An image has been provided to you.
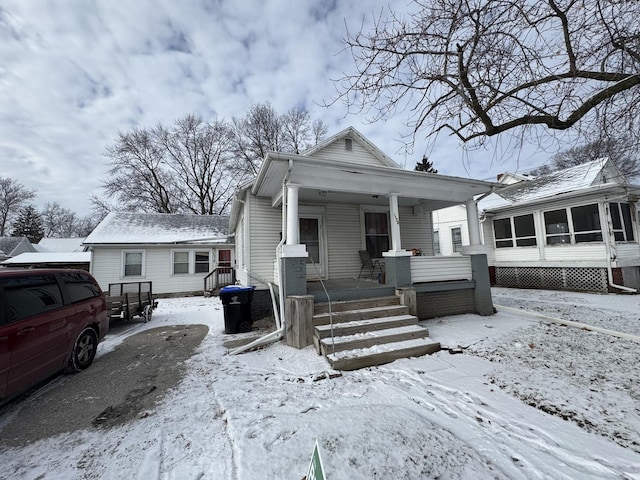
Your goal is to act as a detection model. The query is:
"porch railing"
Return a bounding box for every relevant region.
[410,255,473,283]
[203,267,236,294]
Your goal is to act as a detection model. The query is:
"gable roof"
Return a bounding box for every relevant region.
[301,126,402,168]
[38,237,87,252]
[84,212,232,245]
[481,158,631,212]
[2,252,91,266]
[0,236,35,257]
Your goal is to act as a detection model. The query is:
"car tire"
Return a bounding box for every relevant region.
[66,327,98,373]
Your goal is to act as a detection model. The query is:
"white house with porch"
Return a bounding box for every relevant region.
[229,127,498,370]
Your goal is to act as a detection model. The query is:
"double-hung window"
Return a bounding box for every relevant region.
[364,211,389,258]
[123,251,144,277]
[194,251,211,273]
[451,227,463,253]
[173,251,190,274]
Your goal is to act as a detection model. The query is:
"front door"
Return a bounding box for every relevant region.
[300,215,326,278]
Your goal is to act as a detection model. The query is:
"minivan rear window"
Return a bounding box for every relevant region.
[59,272,101,304]
[0,274,64,324]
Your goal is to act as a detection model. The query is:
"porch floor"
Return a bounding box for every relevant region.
[307,278,396,303]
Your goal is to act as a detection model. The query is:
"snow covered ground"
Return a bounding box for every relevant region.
[1,287,640,479]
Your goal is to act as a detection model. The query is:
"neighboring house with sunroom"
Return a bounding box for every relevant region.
[83,212,234,296]
[433,158,640,293]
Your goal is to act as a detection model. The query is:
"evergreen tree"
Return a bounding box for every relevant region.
[414,156,438,173]
[11,205,44,243]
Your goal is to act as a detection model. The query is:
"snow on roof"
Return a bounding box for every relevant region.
[0,236,30,256]
[38,237,87,252]
[481,158,617,211]
[84,212,232,245]
[2,252,91,265]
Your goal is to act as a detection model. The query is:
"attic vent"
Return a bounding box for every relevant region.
[345,138,353,151]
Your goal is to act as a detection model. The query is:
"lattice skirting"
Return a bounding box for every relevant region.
[495,266,609,292]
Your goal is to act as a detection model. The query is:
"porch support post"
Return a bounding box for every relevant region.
[281,183,308,297]
[470,254,494,316]
[466,199,482,246]
[388,193,403,252]
[286,184,300,245]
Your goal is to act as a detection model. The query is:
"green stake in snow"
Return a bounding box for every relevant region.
[306,439,326,480]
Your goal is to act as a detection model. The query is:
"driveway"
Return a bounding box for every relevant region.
[0,323,208,447]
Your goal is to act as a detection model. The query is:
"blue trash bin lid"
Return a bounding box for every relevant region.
[220,285,255,293]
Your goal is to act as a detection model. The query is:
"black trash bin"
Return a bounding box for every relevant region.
[220,285,255,333]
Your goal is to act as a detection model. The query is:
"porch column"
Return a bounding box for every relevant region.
[466,199,482,246]
[388,193,402,252]
[461,199,493,315]
[281,183,307,297]
[286,184,300,245]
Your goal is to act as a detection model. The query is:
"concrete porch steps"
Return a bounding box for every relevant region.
[312,296,440,370]
[313,304,409,326]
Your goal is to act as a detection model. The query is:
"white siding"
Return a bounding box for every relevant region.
[494,247,541,263]
[399,206,432,252]
[91,245,228,295]
[410,256,473,282]
[325,203,362,278]
[616,243,640,261]
[247,195,281,284]
[432,205,469,256]
[309,139,390,168]
[544,244,608,265]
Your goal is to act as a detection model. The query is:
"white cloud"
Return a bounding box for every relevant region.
[0,0,556,217]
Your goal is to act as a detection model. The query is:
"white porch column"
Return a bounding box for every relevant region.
[286,184,300,245]
[466,199,482,246]
[389,193,402,252]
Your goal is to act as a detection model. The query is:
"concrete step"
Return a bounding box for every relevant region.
[313,304,409,326]
[326,337,441,371]
[314,296,400,315]
[314,314,418,340]
[319,324,430,356]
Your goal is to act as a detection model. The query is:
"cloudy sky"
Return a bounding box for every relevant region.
[0,0,553,217]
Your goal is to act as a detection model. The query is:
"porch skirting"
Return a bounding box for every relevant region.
[492,266,640,293]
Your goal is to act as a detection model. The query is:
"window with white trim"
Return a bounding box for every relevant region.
[123,250,144,277]
[610,202,635,242]
[433,230,440,255]
[451,227,462,253]
[544,203,603,245]
[173,251,190,274]
[494,214,536,248]
[195,251,211,273]
[364,211,389,258]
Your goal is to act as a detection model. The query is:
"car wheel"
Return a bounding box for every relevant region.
[66,327,98,373]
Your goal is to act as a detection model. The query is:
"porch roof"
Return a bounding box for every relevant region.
[252,152,498,210]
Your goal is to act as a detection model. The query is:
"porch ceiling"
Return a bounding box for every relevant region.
[253,153,497,209]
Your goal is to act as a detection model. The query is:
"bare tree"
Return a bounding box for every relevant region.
[41,202,81,238]
[0,177,36,236]
[104,127,176,213]
[103,115,239,215]
[232,102,328,174]
[157,114,237,214]
[544,137,640,180]
[335,0,640,150]
[232,103,284,175]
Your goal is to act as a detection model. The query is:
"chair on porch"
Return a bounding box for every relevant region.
[358,250,383,279]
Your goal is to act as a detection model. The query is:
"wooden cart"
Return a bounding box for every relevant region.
[106,281,157,323]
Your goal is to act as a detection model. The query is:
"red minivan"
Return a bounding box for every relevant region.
[0,269,109,403]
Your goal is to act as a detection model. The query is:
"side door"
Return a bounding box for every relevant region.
[2,274,69,397]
